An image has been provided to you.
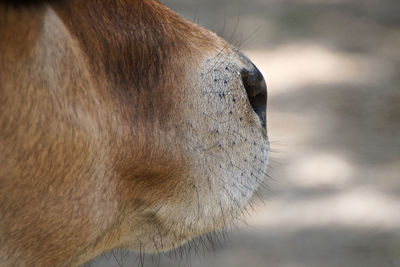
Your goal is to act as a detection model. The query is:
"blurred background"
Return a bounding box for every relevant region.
[89,0,400,266]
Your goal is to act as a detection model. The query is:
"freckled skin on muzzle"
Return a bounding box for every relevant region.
[0,0,269,266]
[144,45,270,252]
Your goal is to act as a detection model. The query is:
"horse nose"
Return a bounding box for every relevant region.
[240,57,267,127]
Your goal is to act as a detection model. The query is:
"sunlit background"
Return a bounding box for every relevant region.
[89,0,400,266]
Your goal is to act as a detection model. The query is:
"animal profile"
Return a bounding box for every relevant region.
[0,0,268,265]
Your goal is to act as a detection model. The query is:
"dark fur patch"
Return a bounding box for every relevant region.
[0,0,57,7]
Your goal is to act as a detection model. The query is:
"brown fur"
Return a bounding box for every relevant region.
[0,0,269,266]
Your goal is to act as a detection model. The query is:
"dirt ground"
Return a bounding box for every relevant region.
[87,0,400,266]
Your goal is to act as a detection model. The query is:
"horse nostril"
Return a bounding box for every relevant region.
[241,63,267,127]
